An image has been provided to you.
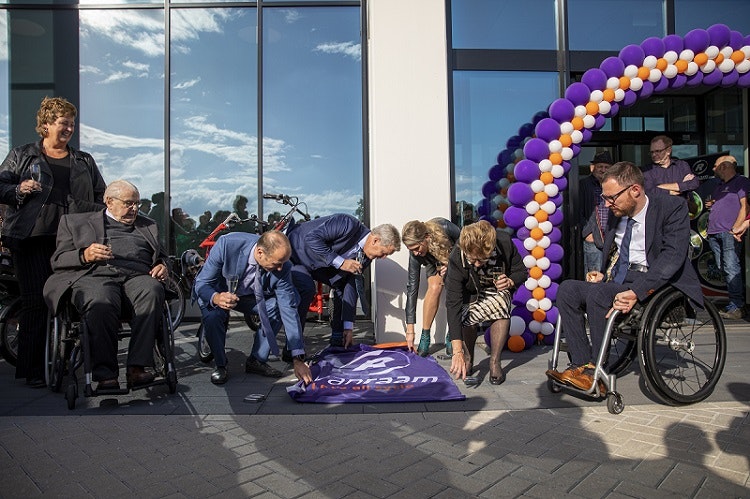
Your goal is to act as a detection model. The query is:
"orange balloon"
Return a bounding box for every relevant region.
[548,152,563,165]
[530,228,544,240]
[532,287,546,300]
[531,246,545,259]
[571,116,584,130]
[540,172,554,184]
[585,101,599,115]
[731,50,746,64]
[507,173,515,182]
[533,310,546,322]
[559,134,572,147]
[498,203,509,212]
[500,187,508,196]
[694,53,708,66]
[529,266,543,279]
[675,59,688,73]
[602,88,615,102]
[619,76,631,90]
[714,53,725,65]
[507,335,526,352]
[536,332,545,341]
[497,219,506,229]
[534,210,548,223]
[656,58,668,71]
[534,192,548,204]
[637,66,650,80]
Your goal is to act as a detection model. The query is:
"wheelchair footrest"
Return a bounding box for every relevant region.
[93,387,129,396]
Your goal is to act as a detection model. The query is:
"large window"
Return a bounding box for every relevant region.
[568,0,665,51]
[675,0,750,35]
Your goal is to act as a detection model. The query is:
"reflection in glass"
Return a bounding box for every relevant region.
[568,0,664,51]
[675,0,750,35]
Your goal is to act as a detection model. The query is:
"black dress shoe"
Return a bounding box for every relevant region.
[245,357,283,378]
[211,367,229,385]
[489,370,505,385]
[126,366,156,388]
[26,377,47,389]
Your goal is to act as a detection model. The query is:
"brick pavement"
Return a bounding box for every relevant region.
[1,318,748,497]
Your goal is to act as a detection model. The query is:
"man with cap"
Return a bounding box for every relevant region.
[579,150,613,273]
[643,135,699,197]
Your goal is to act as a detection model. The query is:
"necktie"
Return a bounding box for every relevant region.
[613,218,635,284]
[253,269,279,356]
[356,250,371,269]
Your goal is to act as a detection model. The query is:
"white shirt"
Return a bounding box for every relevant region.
[614,196,649,267]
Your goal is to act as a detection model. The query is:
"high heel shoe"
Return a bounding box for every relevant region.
[489,366,505,385]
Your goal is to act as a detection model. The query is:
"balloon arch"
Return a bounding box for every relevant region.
[479,24,750,353]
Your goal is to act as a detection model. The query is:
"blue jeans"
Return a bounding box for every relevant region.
[583,240,603,274]
[708,232,744,310]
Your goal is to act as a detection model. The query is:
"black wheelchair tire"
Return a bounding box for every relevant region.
[197,323,214,363]
[0,297,21,366]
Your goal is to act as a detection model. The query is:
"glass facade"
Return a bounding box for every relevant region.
[568,0,665,51]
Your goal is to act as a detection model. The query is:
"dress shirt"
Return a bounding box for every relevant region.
[614,196,649,268]
[332,233,370,269]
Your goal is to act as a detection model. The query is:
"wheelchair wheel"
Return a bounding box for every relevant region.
[245,313,260,332]
[164,274,186,331]
[196,323,213,363]
[66,383,77,410]
[0,297,21,366]
[607,392,624,414]
[605,324,638,377]
[45,315,68,393]
[638,289,726,405]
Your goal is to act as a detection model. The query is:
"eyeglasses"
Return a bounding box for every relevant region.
[113,197,142,209]
[466,255,489,266]
[649,146,669,155]
[600,185,633,205]
[52,120,76,129]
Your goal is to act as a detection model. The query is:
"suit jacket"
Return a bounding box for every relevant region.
[193,232,303,352]
[579,175,606,249]
[601,191,703,307]
[43,210,168,315]
[287,213,371,285]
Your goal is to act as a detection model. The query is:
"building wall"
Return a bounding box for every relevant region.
[367,0,452,342]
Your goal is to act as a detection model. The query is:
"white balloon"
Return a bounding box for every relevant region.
[492,194,503,205]
[525,298,540,312]
[514,148,524,160]
[551,164,565,178]
[541,201,556,214]
[538,221,553,233]
[548,140,563,153]
[598,101,611,115]
[664,50,679,63]
[623,64,639,78]
[570,130,583,144]
[629,77,643,91]
[705,46,719,59]
[498,178,510,189]
[524,216,539,230]
[560,147,573,161]
[523,255,537,269]
[614,88,626,102]
[574,105,587,117]
[522,136,532,145]
[538,274,551,288]
[737,59,750,74]
[606,76,620,89]
[528,320,542,333]
[539,297,552,311]
[530,179,545,192]
[537,256,550,270]
[523,238,537,251]
[538,236,551,249]
[719,59,735,73]
[491,209,502,220]
[544,183,559,197]
[663,65,678,78]
[741,45,750,58]
[649,68,663,82]
[679,49,695,61]
[720,46,734,58]
[643,55,658,68]
[510,315,526,335]
[701,60,716,73]
[541,321,555,335]
[583,115,596,129]
[538,159,553,172]
[525,201,540,215]
[589,90,603,103]
[560,122,574,135]
[524,277,538,290]
[685,61,698,76]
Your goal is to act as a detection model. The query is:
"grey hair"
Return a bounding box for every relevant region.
[371,223,401,251]
[104,179,139,200]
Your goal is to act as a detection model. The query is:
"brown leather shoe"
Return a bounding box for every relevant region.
[97,378,121,390]
[126,366,155,387]
[567,368,606,394]
[545,364,588,386]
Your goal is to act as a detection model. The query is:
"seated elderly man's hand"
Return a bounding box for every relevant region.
[586,271,604,283]
[213,291,238,310]
[83,243,113,263]
[149,263,168,282]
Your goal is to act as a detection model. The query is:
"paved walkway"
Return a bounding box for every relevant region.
[1,318,748,497]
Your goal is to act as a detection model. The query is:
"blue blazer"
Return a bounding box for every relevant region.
[193,232,303,351]
[287,213,370,284]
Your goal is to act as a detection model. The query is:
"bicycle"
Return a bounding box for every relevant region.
[0,261,20,366]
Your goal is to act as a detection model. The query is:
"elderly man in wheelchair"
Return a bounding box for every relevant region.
[43,179,170,393]
[546,161,718,406]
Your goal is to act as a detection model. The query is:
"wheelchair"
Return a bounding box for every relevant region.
[547,286,727,414]
[45,290,178,410]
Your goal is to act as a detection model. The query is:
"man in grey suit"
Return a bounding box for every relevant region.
[44,180,170,391]
[546,162,703,391]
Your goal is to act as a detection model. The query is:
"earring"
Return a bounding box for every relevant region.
[43,127,48,133]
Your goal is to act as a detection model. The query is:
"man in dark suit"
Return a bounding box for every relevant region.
[546,162,703,390]
[194,230,312,386]
[44,180,170,390]
[286,214,400,348]
[579,150,612,274]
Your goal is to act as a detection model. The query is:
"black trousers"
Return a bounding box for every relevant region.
[12,236,56,380]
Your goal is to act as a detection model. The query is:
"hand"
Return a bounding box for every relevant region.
[437,265,447,278]
[586,271,604,283]
[607,289,637,318]
[405,325,416,352]
[83,243,113,263]
[494,274,513,292]
[682,173,695,182]
[449,351,467,380]
[150,263,168,282]
[732,220,749,241]
[18,179,41,195]
[584,233,595,243]
[343,329,353,348]
[705,199,714,209]
[293,359,313,385]
[213,291,238,310]
[340,258,363,274]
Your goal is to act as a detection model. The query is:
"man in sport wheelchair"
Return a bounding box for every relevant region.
[43,179,170,392]
[546,161,704,392]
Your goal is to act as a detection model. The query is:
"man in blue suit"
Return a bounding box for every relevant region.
[546,161,702,391]
[287,214,400,348]
[194,230,312,385]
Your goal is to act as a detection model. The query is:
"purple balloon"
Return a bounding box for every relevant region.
[484,328,492,348]
[546,282,559,301]
[523,139,551,164]
[497,149,512,166]
[582,129,593,142]
[552,177,568,193]
[518,122,535,139]
[545,243,564,262]
[549,209,564,225]
[619,44,645,67]
[683,29,710,54]
[641,37,665,57]
[663,34,684,53]
[622,89,638,107]
[581,68,608,92]
[512,238,529,257]
[721,70,739,87]
[545,307,558,325]
[668,74,687,90]
[546,263,563,280]
[516,227,530,241]
[548,98,575,123]
[506,135,522,150]
[686,71,704,87]
[559,160,571,174]
[532,111,549,125]
[600,56,625,78]
[703,69,723,86]
[548,227,562,243]
[730,31,744,50]
[636,80,654,99]
[507,182,534,205]
[488,164,505,182]
[514,159,542,183]
[564,82,591,106]
[543,334,555,345]
[707,24,731,49]
[593,114,607,131]
[482,180,498,198]
[570,144,581,156]
[478,215,492,223]
[604,101,620,118]
[476,198,491,217]
[503,206,528,229]
[535,118,561,142]
[522,331,535,349]
[512,286,532,306]
[738,71,750,88]
[653,75,670,93]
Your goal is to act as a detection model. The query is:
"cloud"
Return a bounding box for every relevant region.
[279,9,302,24]
[315,41,361,61]
[174,77,201,90]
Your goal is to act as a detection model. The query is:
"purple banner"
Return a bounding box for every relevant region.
[287,344,466,403]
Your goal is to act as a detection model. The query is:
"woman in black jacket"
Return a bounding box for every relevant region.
[444,220,526,385]
[0,97,106,387]
[401,218,460,356]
